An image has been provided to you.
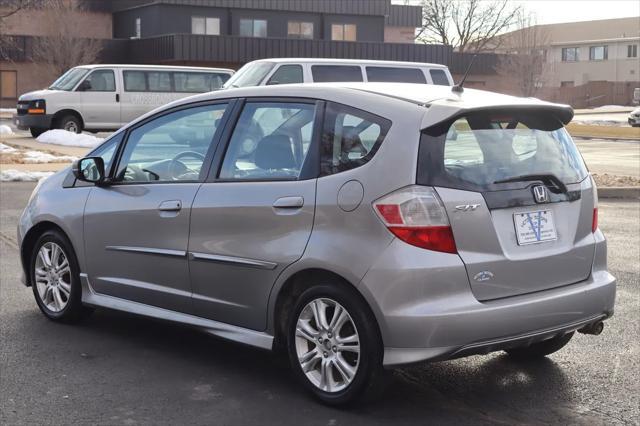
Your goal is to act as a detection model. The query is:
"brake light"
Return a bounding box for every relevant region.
[373,186,457,253]
[591,175,598,233]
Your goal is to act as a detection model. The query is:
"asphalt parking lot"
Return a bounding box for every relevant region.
[0,182,638,425]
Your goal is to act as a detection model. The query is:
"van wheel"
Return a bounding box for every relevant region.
[56,115,82,134]
[505,332,574,360]
[29,127,48,138]
[30,230,92,322]
[287,281,385,405]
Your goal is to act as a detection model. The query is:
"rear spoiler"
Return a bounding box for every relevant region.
[420,102,574,131]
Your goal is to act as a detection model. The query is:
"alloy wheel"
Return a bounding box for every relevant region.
[34,242,71,312]
[294,298,360,393]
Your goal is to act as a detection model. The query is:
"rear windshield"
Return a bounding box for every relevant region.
[417,110,588,192]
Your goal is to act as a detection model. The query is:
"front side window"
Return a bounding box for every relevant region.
[219,102,316,180]
[114,104,228,183]
[239,19,267,37]
[561,47,579,62]
[287,21,313,39]
[429,69,450,85]
[331,24,357,41]
[192,16,220,35]
[311,65,363,83]
[82,70,116,92]
[418,111,588,191]
[320,102,391,176]
[267,65,303,85]
[366,67,426,84]
[589,45,608,61]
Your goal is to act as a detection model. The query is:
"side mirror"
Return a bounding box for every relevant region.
[72,157,105,184]
[77,80,91,91]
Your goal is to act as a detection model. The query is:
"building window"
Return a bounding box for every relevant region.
[560,81,574,87]
[239,19,267,37]
[589,45,608,61]
[1,70,17,99]
[331,24,357,41]
[135,17,141,38]
[287,21,313,39]
[628,44,638,58]
[192,16,220,35]
[561,47,579,62]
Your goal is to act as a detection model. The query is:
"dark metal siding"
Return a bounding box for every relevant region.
[386,5,422,27]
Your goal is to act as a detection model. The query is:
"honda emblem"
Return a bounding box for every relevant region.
[533,185,548,203]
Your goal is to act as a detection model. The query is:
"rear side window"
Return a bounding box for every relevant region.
[366,67,426,84]
[429,69,450,86]
[418,111,588,191]
[267,65,303,85]
[311,65,363,83]
[147,71,172,91]
[320,102,391,176]
[174,72,227,92]
[123,71,230,92]
[123,71,147,91]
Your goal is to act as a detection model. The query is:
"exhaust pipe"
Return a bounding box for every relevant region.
[578,321,604,335]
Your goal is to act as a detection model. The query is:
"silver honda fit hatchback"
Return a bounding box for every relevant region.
[18,83,616,405]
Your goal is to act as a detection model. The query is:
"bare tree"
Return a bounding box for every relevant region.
[0,0,39,19]
[496,11,550,97]
[30,0,102,76]
[416,0,521,53]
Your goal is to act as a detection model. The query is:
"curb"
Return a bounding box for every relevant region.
[598,187,640,199]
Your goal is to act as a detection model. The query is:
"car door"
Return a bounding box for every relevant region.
[188,99,320,330]
[78,69,121,129]
[83,101,231,313]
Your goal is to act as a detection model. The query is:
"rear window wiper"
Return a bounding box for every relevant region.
[494,173,568,194]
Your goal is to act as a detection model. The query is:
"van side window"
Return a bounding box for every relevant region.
[84,70,116,92]
[123,71,147,92]
[366,67,426,84]
[320,102,391,176]
[430,69,450,86]
[174,72,226,92]
[147,71,172,92]
[219,102,316,181]
[311,65,363,83]
[267,65,303,85]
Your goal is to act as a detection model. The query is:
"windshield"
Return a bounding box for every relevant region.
[49,68,89,91]
[223,62,275,89]
[418,110,588,191]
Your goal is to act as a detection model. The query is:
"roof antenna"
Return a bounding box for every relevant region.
[451,54,477,94]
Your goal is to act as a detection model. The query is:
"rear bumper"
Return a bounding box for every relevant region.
[13,113,53,130]
[358,237,616,367]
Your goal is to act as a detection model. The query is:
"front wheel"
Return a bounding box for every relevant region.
[30,230,92,322]
[287,282,384,405]
[56,114,82,134]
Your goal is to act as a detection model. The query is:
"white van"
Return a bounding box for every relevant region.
[223,58,453,89]
[14,64,234,137]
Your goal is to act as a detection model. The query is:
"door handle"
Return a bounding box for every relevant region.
[116,93,120,102]
[272,196,304,209]
[158,200,182,212]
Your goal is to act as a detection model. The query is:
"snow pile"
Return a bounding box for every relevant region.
[592,105,630,111]
[22,151,77,164]
[37,129,103,148]
[0,169,54,182]
[0,143,17,153]
[0,125,14,135]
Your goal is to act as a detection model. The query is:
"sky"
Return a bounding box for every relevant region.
[395,0,640,25]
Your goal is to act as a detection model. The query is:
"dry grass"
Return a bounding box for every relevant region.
[567,123,640,140]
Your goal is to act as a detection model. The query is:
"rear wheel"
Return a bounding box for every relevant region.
[505,332,574,360]
[30,230,92,322]
[56,114,82,134]
[287,281,384,405]
[30,127,47,138]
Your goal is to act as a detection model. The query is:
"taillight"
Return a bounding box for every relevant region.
[373,186,457,253]
[591,175,598,233]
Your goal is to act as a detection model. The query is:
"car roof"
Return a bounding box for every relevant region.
[251,58,449,69]
[75,64,234,73]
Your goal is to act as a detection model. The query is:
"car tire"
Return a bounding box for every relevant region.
[56,114,82,134]
[505,332,574,360]
[30,230,92,323]
[29,127,48,138]
[287,280,385,406]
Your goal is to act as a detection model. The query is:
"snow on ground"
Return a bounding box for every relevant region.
[592,105,631,111]
[0,125,14,135]
[22,151,77,164]
[0,108,17,114]
[0,169,54,182]
[37,129,103,148]
[0,143,18,153]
